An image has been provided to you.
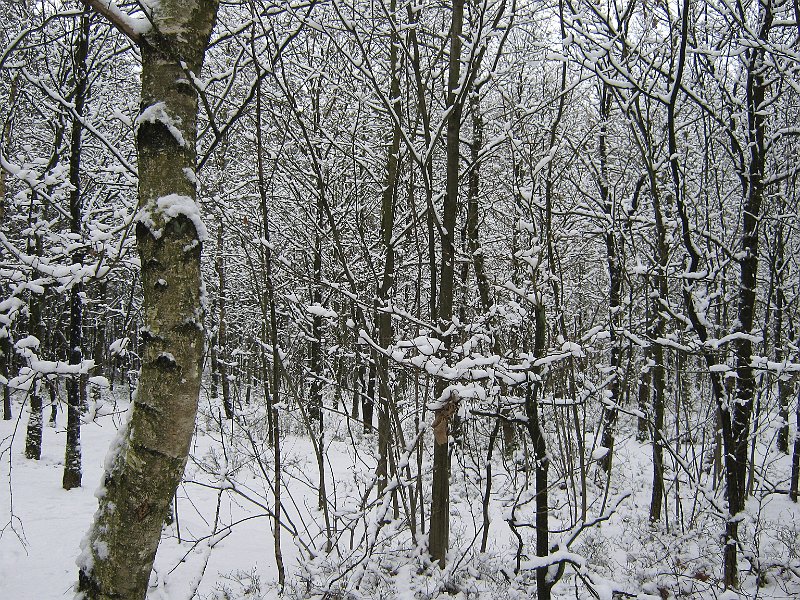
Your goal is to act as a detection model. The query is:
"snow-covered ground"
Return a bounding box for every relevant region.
[2,383,800,599]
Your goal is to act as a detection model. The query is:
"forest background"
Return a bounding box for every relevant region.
[2,0,800,598]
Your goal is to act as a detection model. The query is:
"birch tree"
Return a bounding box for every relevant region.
[76,1,219,598]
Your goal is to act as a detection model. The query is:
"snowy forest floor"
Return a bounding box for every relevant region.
[2,382,800,600]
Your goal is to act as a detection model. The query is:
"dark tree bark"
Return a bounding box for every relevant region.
[255,61,286,588]
[724,3,773,587]
[647,187,668,524]
[0,74,17,422]
[63,6,90,491]
[375,0,402,496]
[364,358,375,432]
[405,1,436,323]
[429,0,464,569]
[309,198,323,425]
[773,220,790,454]
[597,83,623,474]
[791,380,800,502]
[522,302,552,600]
[215,224,233,420]
[25,264,44,460]
[1,336,10,422]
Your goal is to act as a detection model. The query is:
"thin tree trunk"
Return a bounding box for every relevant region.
[636,286,651,443]
[255,61,286,589]
[725,4,773,587]
[1,336,10,422]
[364,359,375,432]
[309,214,323,425]
[0,76,16,422]
[598,83,622,474]
[774,223,789,454]
[480,419,500,553]
[645,173,669,523]
[406,1,436,323]
[429,0,464,569]
[790,381,800,502]
[63,7,90,490]
[93,282,108,378]
[25,273,44,459]
[215,225,233,420]
[523,302,552,600]
[351,351,362,420]
[375,0,402,496]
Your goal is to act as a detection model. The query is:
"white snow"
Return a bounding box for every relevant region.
[135,102,187,147]
[157,194,208,241]
[306,303,338,319]
[138,194,208,243]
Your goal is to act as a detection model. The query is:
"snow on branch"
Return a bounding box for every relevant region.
[80,0,153,45]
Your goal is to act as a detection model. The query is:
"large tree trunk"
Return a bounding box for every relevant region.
[77,1,218,598]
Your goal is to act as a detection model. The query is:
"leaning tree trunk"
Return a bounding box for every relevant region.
[77,1,218,598]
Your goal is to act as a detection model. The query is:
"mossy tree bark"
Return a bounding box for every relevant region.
[77,1,218,598]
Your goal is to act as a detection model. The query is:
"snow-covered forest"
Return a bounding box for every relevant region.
[2,0,800,598]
